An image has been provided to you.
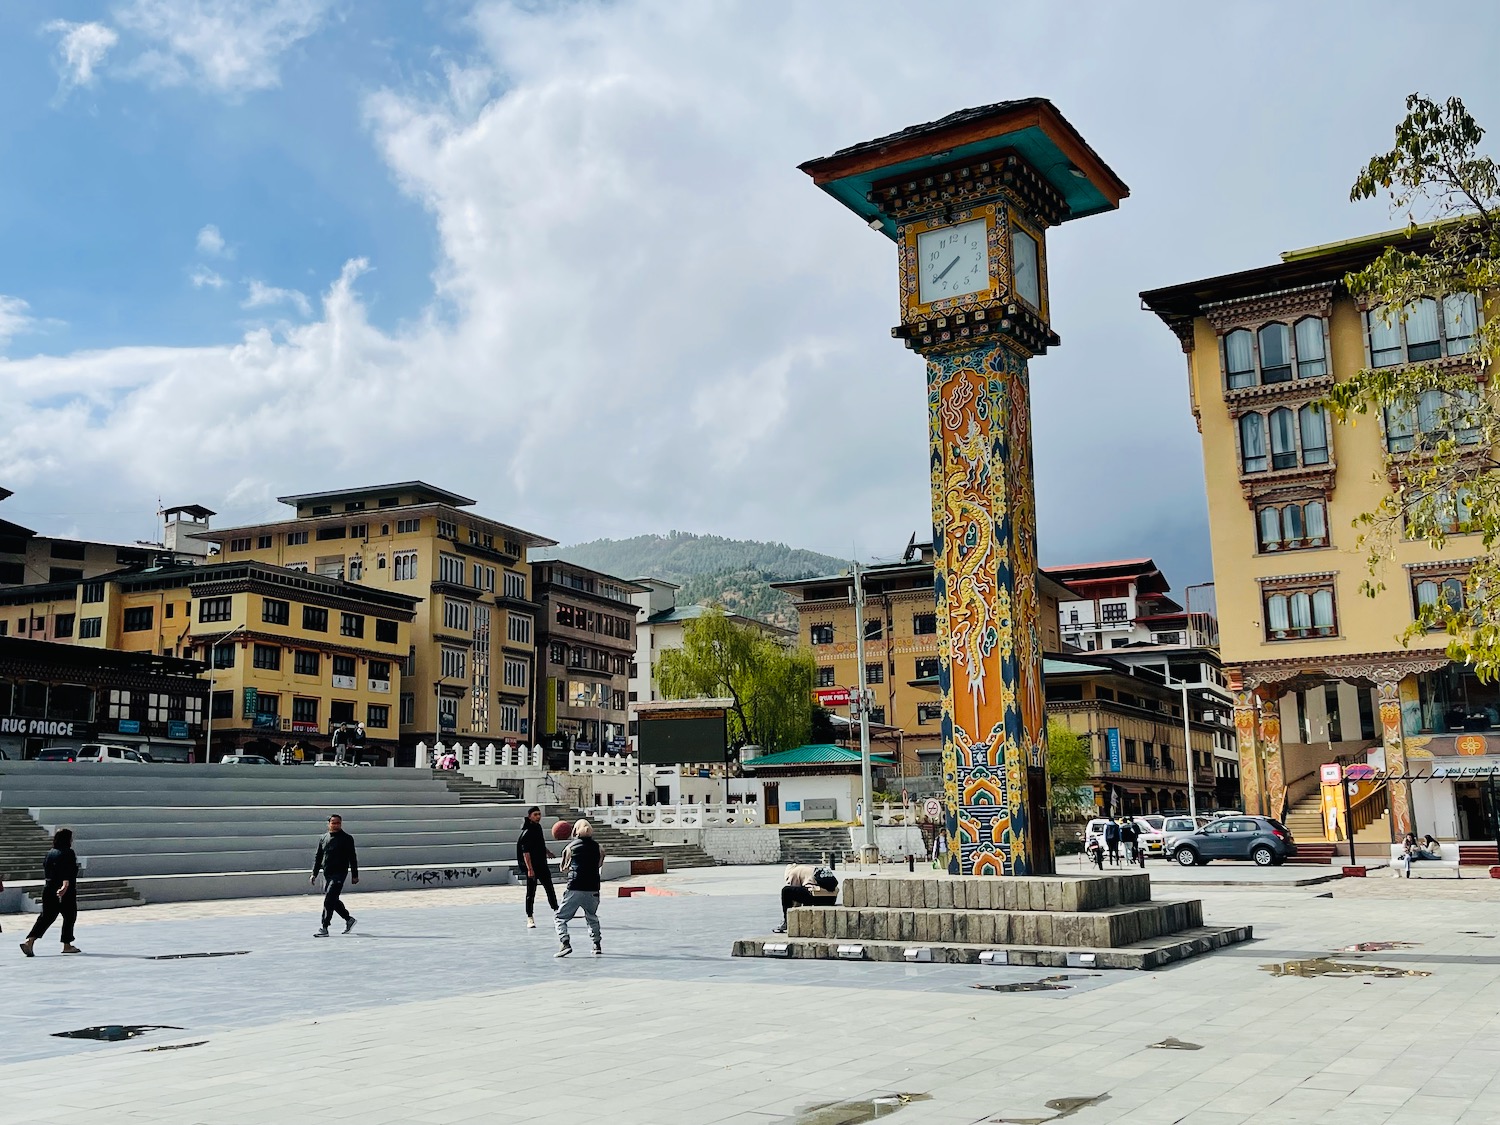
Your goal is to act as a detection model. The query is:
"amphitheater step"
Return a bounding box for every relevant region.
[778,826,853,865]
[564,811,719,868]
[22,877,143,912]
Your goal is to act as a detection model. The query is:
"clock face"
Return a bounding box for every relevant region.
[916,219,990,304]
[1012,225,1041,308]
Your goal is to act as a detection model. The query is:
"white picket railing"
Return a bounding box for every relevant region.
[569,751,633,775]
[870,801,919,826]
[603,802,763,828]
[415,741,542,769]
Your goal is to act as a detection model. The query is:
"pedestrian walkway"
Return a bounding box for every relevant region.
[2,868,1498,1123]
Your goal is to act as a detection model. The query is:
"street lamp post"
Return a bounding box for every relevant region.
[204,624,247,764]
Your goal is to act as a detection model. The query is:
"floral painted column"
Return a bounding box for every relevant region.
[1377,678,1412,836]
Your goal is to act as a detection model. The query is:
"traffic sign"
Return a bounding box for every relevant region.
[922,797,943,820]
[815,687,852,707]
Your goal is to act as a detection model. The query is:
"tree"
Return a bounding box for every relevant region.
[1046,718,1095,821]
[1325,94,1500,678]
[654,609,815,753]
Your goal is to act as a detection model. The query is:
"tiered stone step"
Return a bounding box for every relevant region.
[566,811,718,869]
[23,878,143,911]
[732,872,1251,971]
[778,826,853,864]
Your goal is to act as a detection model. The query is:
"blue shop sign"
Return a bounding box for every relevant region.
[784,801,802,811]
[118,719,141,734]
[166,721,189,740]
[1106,727,1121,773]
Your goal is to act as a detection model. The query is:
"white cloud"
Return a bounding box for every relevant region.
[2,1,1478,584]
[0,296,37,353]
[196,224,228,257]
[115,0,332,94]
[190,266,226,289]
[43,20,120,91]
[243,279,312,317]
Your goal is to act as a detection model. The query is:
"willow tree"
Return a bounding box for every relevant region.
[1325,94,1500,676]
[654,609,815,754]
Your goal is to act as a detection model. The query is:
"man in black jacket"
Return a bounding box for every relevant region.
[311,814,359,937]
[516,807,557,929]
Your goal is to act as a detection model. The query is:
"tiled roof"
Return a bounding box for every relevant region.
[743,744,896,769]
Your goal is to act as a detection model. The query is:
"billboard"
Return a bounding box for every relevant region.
[637,711,728,765]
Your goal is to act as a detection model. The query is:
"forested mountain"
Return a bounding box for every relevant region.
[537,532,847,629]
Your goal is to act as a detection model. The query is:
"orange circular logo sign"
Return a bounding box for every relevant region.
[1456,734,1488,756]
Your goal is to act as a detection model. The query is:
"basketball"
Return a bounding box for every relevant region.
[550,820,573,841]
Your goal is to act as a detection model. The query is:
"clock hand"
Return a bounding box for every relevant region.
[933,255,961,282]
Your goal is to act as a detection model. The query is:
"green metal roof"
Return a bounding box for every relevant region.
[743,744,896,770]
[1044,658,1115,677]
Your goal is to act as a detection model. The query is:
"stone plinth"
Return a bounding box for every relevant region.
[732,873,1250,971]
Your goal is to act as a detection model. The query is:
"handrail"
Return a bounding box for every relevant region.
[1348,782,1389,838]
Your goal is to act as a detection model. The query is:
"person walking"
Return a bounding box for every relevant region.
[516,806,557,928]
[1119,817,1139,865]
[311,814,359,937]
[1103,818,1121,866]
[19,829,81,957]
[554,819,605,958]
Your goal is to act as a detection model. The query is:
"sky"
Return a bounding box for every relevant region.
[2,1,1499,596]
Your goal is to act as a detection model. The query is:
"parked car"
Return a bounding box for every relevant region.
[220,754,274,765]
[35,747,79,762]
[1170,816,1296,867]
[147,745,193,764]
[1162,814,1210,855]
[76,744,149,764]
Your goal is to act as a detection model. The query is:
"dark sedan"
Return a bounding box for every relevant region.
[1171,816,1296,867]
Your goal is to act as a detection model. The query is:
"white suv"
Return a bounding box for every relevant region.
[75,743,149,764]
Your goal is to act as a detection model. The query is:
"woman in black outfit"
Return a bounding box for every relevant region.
[19,828,81,956]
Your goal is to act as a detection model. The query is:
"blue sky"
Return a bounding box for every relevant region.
[3,1,1500,597]
[0,1,448,352]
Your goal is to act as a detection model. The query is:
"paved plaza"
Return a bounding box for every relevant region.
[3,867,1500,1124]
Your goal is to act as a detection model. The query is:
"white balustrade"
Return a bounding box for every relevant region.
[416,741,431,768]
[569,750,634,775]
[871,801,916,826]
[603,802,763,829]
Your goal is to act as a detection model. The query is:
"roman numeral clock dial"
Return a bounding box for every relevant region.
[916,218,989,304]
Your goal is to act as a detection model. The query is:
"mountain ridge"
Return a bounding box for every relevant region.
[535,532,849,630]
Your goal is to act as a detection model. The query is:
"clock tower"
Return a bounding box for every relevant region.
[800,100,1127,876]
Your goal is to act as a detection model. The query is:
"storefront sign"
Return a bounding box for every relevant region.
[290,721,319,734]
[242,687,258,718]
[785,801,802,811]
[1106,728,1121,773]
[252,714,281,731]
[166,721,189,740]
[118,719,142,734]
[0,717,82,738]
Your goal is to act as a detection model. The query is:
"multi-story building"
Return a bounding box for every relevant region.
[1045,655,1219,816]
[1142,227,1493,843]
[0,562,418,762]
[0,635,209,761]
[532,561,645,763]
[1051,558,1194,652]
[0,491,212,590]
[772,542,1071,777]
[200,482,554,763]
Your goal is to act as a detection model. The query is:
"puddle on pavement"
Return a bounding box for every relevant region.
[53,1025,183,1042]
[145,951,251,961]
[140,1041,208,1052]
[1149,1037,1202,1050]
[792,1092,931,1124]
[1333,941,1418,953]
[971,973,1099,993]
[1260,958,1431,979]
[991,1093,1111,1123]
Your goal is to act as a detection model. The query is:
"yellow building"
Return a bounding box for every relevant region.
[772,543,1069,777]
[202,482,554,763]
[1143,228,1494,846]
[0,562,417,762]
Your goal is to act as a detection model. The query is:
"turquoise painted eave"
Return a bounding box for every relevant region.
[817,125,1115,241]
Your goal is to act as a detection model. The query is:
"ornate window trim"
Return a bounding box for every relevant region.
[1256,572,1339,643]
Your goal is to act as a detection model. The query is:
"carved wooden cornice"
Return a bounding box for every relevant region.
[1404,557,1478,578]
[1203,282,1335,334]
[1255,570,1337,590]
[1230,648,1451,690]
[1224,373,1335,412]
[1242,465,1337,502]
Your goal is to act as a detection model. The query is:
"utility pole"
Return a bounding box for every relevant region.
[851,562,877,860]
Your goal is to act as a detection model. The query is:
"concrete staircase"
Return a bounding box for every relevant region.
[443,772,518,804]
[24,878,143,911]
[778,826,854,865]
[0,762,544,905]
[734,871,1252,970]
[566,811,718,869]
